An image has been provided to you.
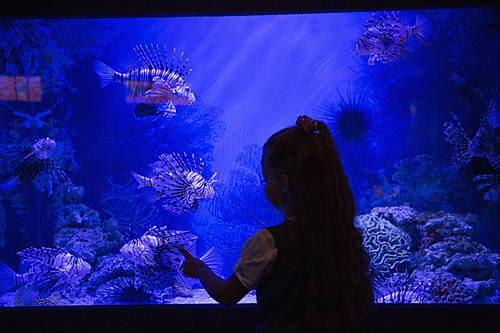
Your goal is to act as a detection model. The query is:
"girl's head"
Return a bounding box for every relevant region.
[262,115,354,221]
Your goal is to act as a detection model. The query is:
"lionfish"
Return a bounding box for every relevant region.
[131,152,217,215]
[0,137,72,195]
[354,11,432,66]
[120,225,223,290]
[443,100,500,170]
[0,246,91,296]
[451,73,499,114]
[15,286,61,306]
[0,40,34,75]
[93,44,196,122]
[473,174,500,203]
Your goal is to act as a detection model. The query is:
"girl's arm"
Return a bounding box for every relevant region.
[179,247,250,307]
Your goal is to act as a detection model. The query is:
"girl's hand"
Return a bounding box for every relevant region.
[179,246,205,278]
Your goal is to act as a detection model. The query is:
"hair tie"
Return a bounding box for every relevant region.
[296,115,318,132]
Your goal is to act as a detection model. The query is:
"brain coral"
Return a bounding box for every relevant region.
[355,212,413,274]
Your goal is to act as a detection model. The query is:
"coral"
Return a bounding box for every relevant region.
[370,205,423,251]
[87,253,134,291]
[13,109,52,128]
[358,154,484,214]
[420,231,444,250]
[420,235,500,281]
[53,227,115,265]
[354,211,413,274]
[392,154,439,191]
[430,275,473,303]
[99,177,164,242]
[55,203,100,231]
[423,213,478,238]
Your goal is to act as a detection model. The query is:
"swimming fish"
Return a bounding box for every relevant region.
[443,100,500,169]
[354,11,432,66]
[15,285,61,306]
[0,246,91,296]
[451,73,499,114]
[93,44,195,121]
[0,175,18,194]
[0,40,33,75]
[131,152,217,215]
[473,174,500,203]
[120,225,223,290]
[0,137,72,195]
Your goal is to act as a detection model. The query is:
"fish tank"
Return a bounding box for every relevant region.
[1,0,500,331]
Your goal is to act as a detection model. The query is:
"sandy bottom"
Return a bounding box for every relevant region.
[0,288,257,307]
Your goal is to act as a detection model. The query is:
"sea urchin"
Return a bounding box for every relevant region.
[319,87,378,150]
[108,277,154,305]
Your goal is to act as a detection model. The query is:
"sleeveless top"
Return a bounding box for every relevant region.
[255,219,306,332]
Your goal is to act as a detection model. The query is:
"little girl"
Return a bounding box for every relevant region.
[180,115,373,332]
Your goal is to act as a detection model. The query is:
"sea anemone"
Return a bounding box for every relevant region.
[318,87,378,150]
[107,277,154,304]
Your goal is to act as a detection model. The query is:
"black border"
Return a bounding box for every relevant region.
[2,0,495,18]
[2,1,500,332]
[1,303,500,332]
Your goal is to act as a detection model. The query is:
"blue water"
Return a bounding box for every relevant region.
[1,7,500,306]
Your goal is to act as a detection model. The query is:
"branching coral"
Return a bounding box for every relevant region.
[99,177,164,242]
[392,154,438,191]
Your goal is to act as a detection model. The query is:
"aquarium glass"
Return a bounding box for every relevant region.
[1,7,500,306]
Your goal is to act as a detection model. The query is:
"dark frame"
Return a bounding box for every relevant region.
[1,0,500,332]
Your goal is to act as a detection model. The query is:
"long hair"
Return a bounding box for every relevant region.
[263,120,373,332]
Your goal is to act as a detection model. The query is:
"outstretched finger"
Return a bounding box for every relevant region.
[178,246,194,259]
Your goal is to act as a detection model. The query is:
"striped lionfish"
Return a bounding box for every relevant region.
[15,286,61,306]
[473,174,500,203]
[451,73,499,114]
[131,152,217,215]
[0,137,72,195]
[120,225,223,290]
[443,100,500,170]
[354,11,432,66]
[0,40,34,75]
[93,44,195,122]
[0,246,91,296]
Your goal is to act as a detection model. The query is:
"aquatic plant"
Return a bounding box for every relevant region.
[207,144,281,271]
[318,87,378,150]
